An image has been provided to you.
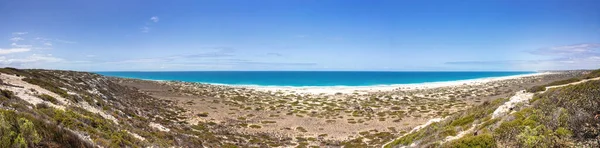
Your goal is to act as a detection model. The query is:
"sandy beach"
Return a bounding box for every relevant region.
[237,72,553,95]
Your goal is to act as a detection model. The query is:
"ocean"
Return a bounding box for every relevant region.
[95,71,535,87]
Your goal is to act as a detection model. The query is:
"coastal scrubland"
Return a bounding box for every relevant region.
[0,67,592,147]
[385,69,600,148]
[113,70,578,147]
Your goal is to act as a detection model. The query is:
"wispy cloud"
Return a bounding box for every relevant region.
[12,32,28,35]
[9,37,24,42]
[11,43,32,48]
[110,48,235,64]
[445,60,528,65]
[0,32,67,68]
[0,54,63,66]
[150,16,159,23]
[98,47,315,69]
[0,48,31,55]
[530,43,600,55]
[181,48,235,58]
[141,16,159,33]
[266,53,283,57]
[446,43,600,70]
[35,37,76,44]
[140,26,150,33]
[54,39,76,44]
[233,61,316,66]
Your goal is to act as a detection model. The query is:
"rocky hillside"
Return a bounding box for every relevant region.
[384,69,600,147]
[0,68,290,147]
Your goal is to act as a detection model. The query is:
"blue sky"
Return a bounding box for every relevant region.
[1,0,599,71]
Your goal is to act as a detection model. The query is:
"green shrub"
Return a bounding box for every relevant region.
[1,110,41,147]
[196,112,208,117]
[516,125,551,148]
[38,94,59,104]
[526,86,546,93]
[554,127,571,138]
[385,127,427,147]
[440,126,457,137]
[296,127,308,132]
[450,115,475,127]
[443,134,496,148]
[261,120,276,124]
[22,77,69,98]
[583,69,600,79]
[0,89,15,99]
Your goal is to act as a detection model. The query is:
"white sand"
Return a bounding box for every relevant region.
[240,72,552,95]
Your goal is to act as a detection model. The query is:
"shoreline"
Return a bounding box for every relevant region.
[236,72,553,95]
[107,72,554,95]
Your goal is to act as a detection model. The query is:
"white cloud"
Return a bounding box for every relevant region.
[0,48,31,55]
[0,54,63,65]
[9,37,24,42]
[44,42,53,46]
[12,32,28,35]
[34,37,76,44]
[150,16,159,22]
[54,39,76,44]
[532,43,600,55]
[11,43,32,48]
[141,26,150,33]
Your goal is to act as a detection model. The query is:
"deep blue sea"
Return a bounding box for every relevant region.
[95,71,535,87]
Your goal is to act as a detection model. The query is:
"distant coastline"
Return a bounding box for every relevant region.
[240,72,551,95]
[97,71,547,95]
[96,71,536,87]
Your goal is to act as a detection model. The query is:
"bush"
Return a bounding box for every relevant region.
[443,134,496,148]
[527,69,600,92]
[0,89,15,99]
[196,112,208,117]
[38,94,59,104]
[1,110,41,147]
[296,127,308,132]
[440,126,458,137]
[22,77,69,98]
[583,69,600,79]
[450,115,475,127]
[526,86,546,93]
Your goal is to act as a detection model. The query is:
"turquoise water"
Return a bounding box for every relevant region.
[95,71,534,87]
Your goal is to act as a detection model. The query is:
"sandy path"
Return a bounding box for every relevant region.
[491,90,533,119]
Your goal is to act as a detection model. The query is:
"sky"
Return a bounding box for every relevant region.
[0,0,599,71]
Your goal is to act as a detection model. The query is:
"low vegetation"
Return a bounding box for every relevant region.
[0,68,294,147]
[385,98,507,147]
[527,69,600,92]
[1,67,592,147]
[386,69,600,147]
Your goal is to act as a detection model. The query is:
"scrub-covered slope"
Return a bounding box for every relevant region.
[0,68,290,147]
[385,69,600,148]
